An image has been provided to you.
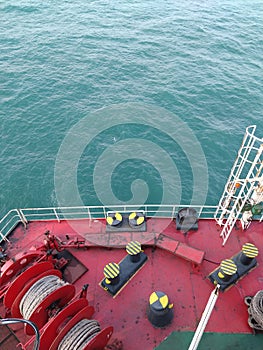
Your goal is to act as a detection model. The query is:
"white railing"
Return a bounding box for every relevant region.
[0,203,262,244]
[0,209,22,243]
[0,204,219,244]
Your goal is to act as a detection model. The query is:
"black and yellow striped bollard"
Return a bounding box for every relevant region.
[103,262,120,286]
[106,212,123,227]
[147,291,173,327]
[128,212,145,228]
[126,241,142,263]
[217,259,237,282]
[240,243,258,265]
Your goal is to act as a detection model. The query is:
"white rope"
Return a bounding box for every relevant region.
[19,275,67,320]
[245,290,263,330]
[188,285,220,350]
[58,319,101,350]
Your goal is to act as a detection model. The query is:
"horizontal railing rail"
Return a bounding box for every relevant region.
[1,203,261,244]
[0,204,218,244]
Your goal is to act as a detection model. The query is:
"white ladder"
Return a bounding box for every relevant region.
[214,125,263,246]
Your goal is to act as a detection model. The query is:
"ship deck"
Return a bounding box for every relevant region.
[1,217,263,349]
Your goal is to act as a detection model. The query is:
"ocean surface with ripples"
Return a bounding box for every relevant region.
[0,0,262,218]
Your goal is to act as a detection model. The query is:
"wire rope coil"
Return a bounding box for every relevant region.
[245,290,263,331]
[58,319,101,350]
[19,275,68,320]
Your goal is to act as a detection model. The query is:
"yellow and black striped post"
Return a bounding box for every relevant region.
[147,291,173,327]
[103,262,120,285]
[240,243,258,265]
[217,259,237,282]
[126,241,142,263]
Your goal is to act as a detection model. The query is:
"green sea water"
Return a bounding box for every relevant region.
[0,0,262,218]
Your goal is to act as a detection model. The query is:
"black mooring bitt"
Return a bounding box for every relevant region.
[208,253,257,291]
[101,252,148,296]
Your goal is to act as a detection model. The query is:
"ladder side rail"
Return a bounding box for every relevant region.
[214,137,259,223]
[227,132,257,182]
[222,159,261,228]
[221,223,232,246]
[214,136,255,221]
[226,140,257,191]
[220,149,263,245]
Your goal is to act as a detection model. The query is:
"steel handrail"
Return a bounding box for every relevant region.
[0,204,223,244]
[1,203,262,244]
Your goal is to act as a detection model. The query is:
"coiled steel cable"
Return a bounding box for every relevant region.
[58,319,101,350]
[19,275,68,319]
[245,290,263,330]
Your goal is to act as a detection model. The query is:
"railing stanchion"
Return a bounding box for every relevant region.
[0,230,9,242]
[18,209,28,228]
[171,205,176,220]
[53,208,60,223]
[87,207,92,227]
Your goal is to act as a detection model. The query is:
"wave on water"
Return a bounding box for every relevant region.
[0,0,262,217]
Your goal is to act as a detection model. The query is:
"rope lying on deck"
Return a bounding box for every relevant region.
[245,290,263,331]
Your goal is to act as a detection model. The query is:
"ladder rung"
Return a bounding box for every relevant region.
[215,126,262,245]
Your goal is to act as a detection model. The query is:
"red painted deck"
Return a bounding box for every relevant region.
[0,217,262,349]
